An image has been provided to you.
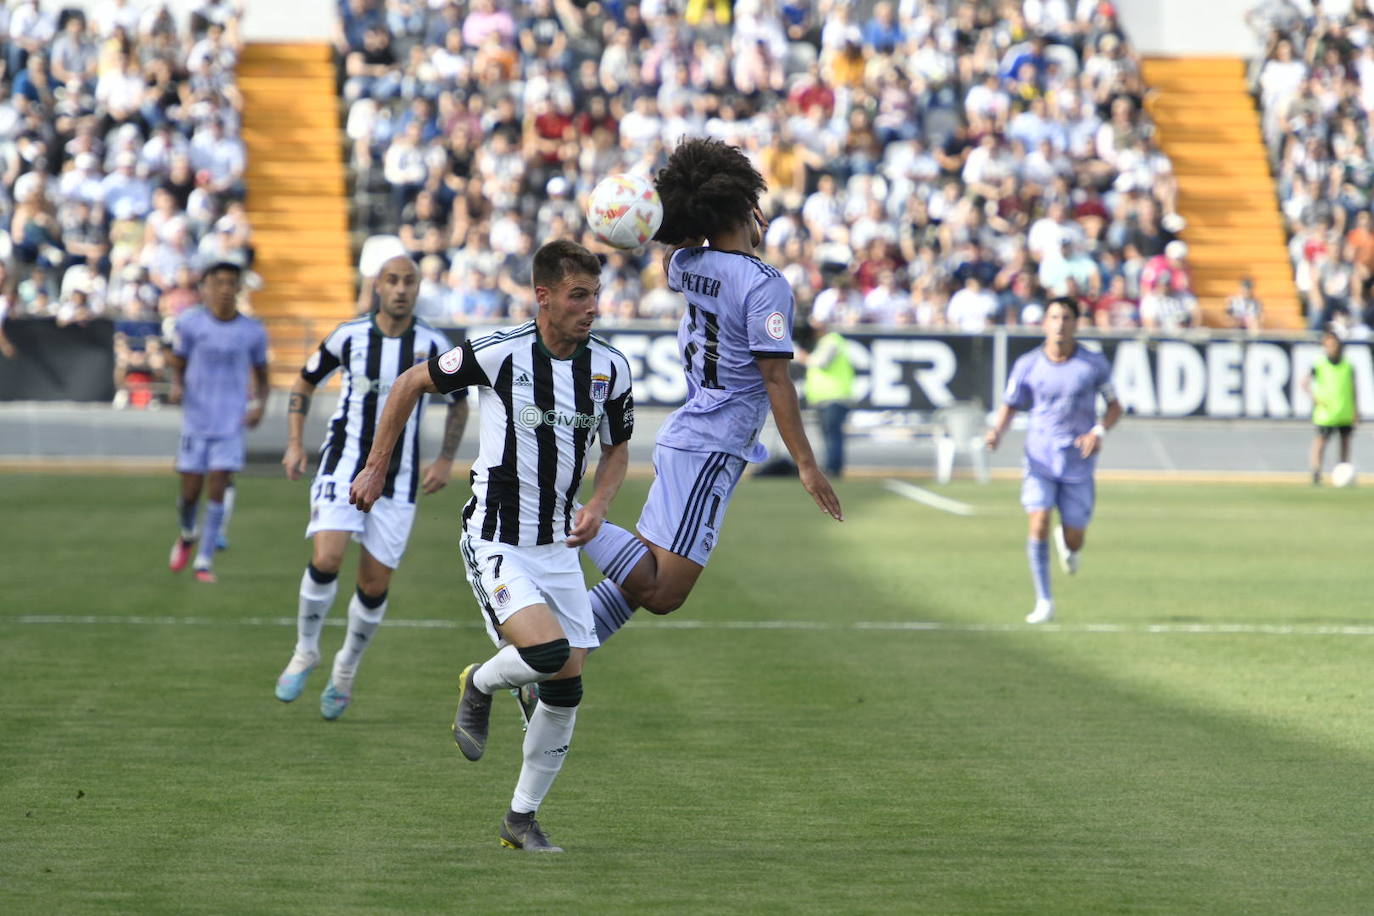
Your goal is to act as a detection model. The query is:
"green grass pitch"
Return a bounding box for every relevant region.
[1,472,1371,914]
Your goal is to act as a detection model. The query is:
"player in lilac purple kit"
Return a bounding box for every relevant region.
[167,261,269,583]
[985,297,1122,623]
[579,138,844,646]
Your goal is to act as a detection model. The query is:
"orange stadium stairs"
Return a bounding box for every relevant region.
[240,42,354,388]
[1142,56,1303,330]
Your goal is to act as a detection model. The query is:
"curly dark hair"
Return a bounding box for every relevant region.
[653,138,766,245]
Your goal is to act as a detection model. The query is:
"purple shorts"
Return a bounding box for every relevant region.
[637,445,747,567]
[176,432,245,473]
[1020,469,1095,530]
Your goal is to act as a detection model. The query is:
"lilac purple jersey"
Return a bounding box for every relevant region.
[172,307,268,438]
[1004,344,1114,482]
[655,247,795,462]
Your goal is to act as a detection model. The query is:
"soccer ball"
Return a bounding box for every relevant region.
[1331,462,1356,488]
[585,173,663,250]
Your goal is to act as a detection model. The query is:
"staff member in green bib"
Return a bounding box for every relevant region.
[1303,329,1359,485]
[802,314,856,478]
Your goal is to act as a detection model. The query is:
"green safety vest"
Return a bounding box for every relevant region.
[1312,356,1355,427]
[805,332,855,405]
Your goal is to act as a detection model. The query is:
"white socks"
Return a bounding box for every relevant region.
[333,590,388,676]
[295,567,338,656]
[473,644,543,694]
[510,702,577,814]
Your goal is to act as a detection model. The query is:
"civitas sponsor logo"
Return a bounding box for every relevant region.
[352,374,391,394]
[517,405,598,429]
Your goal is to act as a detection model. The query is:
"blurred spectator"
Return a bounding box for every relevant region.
[340,0,1174,329]
[1139,239,1199,330]
[0,262,15,357]
[1091,274,1141,330]
[0,0,248,404]
[1253,2,1374,326]
[1227,276,1265,333]
[946,274,999,331]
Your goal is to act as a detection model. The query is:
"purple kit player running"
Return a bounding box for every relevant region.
[167,261,268,583]
[985,297,1122,623]
[579,138,844,646]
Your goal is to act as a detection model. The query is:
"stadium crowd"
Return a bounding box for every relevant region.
[340,0,1190,332]
[1252,0,1374,334]
[0,0,250,405]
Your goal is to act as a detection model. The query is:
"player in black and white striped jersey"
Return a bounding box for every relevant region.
[350,240,633,853]
[275,255,470,721]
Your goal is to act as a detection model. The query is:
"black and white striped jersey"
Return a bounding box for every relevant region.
[301,315,467,503]
[428,320,634,546]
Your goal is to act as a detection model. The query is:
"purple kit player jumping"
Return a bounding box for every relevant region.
[167,261,268,583]
[985,297,1122,623]
[579,138,844,646]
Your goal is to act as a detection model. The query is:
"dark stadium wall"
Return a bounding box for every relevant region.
[0,319,117,402]
[439,325,1366,420]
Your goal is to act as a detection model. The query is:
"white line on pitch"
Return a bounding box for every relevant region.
[883,478,976,516]
[7,615,1374,637]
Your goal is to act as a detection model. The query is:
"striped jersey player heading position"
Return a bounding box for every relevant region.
[274,256,470,720]
[167,260,268,584]
[350,240,633,853]
[579,137,844,648]
[985,297,1122,624]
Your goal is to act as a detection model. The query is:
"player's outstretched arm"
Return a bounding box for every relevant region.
[282,376,317,480]
[422,397,470,494]
[758,357,844,521]
[567,439,630,547]
[350,363,438,512]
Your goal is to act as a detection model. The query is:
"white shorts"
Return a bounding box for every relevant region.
[636,445,747,567]
[458,532,597,650]
[305,475,415,570]
[176,432,245,473]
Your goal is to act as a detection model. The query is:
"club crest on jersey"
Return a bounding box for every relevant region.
[589,373,610,402]
[492,585,511,608]
[413,350,428,365]
[765,311,787,340]
[438,346,463,374]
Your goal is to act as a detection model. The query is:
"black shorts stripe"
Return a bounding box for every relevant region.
[460,536,502,632]
[671,452,730,555]
[320,336,353,474]
[684,454,731,554]
[531,341,559,545]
